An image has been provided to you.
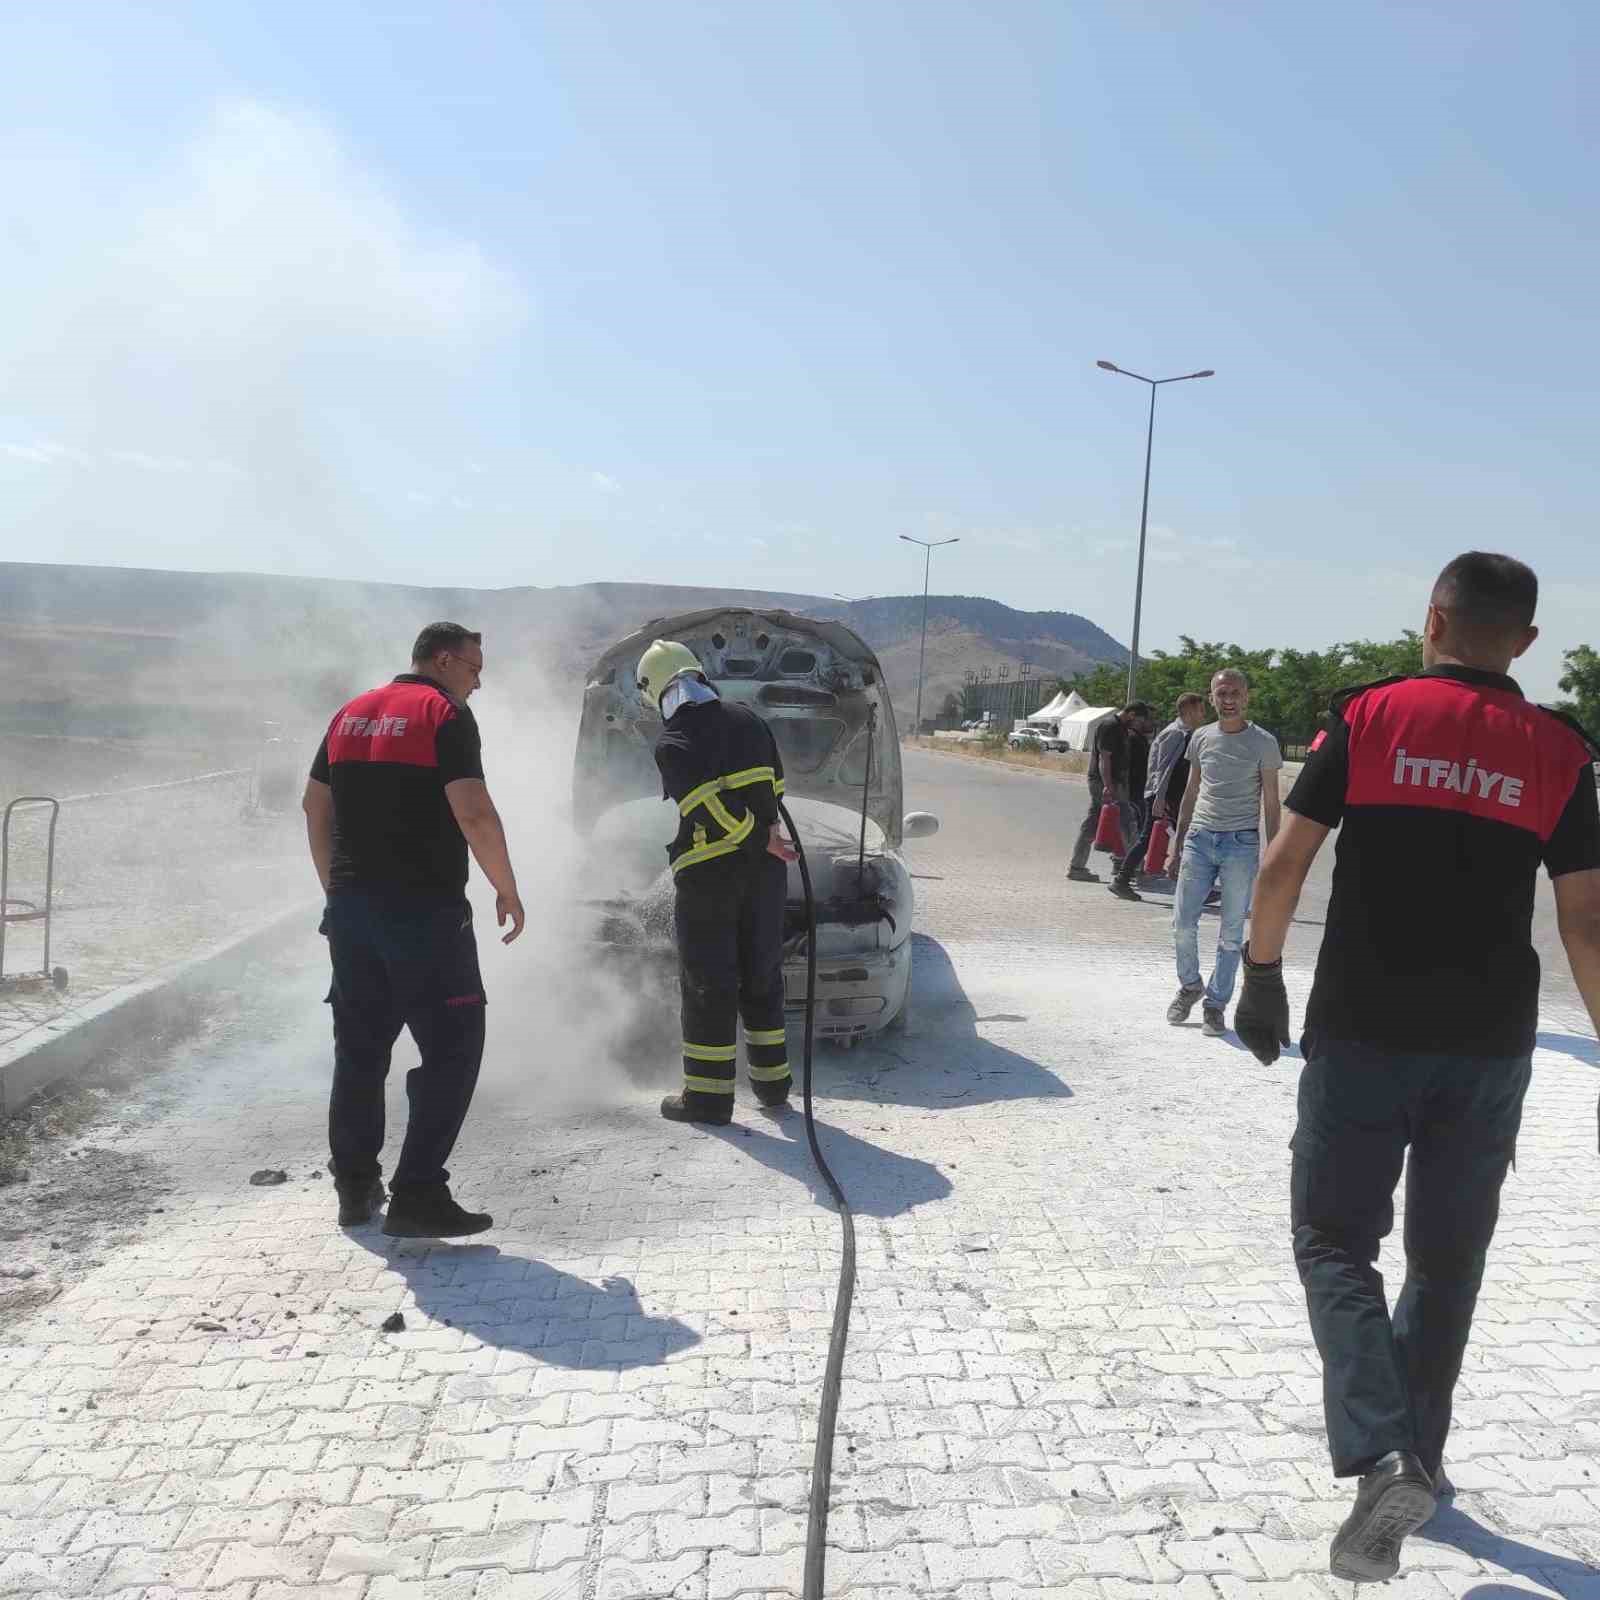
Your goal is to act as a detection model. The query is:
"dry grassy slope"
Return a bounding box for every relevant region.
[0,562,1124,735]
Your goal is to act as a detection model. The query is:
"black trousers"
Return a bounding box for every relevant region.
[673,851,791,1115]
[325,891,486,1193]
[1290,1037,1531,1478]
[1114,799,1161,884]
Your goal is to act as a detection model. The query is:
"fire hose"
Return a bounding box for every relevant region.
[777,798,856,1600]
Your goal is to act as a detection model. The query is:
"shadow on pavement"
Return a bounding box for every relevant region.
[352,1237,700,1369]
[711,1109,952,1218]
[1418,1501,1599,1591]
[812,934,1073,1110]
[1537,1031,1598,1068]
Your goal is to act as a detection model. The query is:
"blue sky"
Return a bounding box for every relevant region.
[1,2,1594,697]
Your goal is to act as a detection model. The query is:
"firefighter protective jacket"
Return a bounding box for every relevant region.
[653,699,786,874]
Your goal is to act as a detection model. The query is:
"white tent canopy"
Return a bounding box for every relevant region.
[1026,688,1088,729]
[1056,704,1116,752]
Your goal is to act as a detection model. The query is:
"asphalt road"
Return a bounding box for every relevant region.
[901,743,1582,1009]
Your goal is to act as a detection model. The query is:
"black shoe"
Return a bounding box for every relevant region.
[1201,1006,1227,1037]
[1329,1451,1436,1583]
[660,1092,733,1127]
[1108,881,1142,902]
[752,1078,793,1109]
[335,1175,386,1227]
[1166,984,1205,1025]
[1066,867,1100,883]
[382,1184,492,1239]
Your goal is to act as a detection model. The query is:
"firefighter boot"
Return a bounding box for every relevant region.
[660,1091,734,1126]
[751,1074,793,1110]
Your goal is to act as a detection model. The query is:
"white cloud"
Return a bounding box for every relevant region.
[590,471,622,494]
[1,440,91,467]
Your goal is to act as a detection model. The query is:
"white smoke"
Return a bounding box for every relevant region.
[1,99,524,577]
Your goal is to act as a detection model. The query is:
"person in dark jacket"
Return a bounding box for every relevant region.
[636,640,798,1125]
[1235,553,1600,1583]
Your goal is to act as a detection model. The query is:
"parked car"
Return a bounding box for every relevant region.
[1008,728,1045,751]
[573,608,941,1045]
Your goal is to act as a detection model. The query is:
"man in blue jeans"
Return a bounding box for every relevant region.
[1167,669,1283,1036]
[1232,552,1600,1583]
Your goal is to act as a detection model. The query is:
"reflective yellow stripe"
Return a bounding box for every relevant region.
[722,766,775,789]
[677,766,775,814]
[682,1041,737,1062]
[702,792,744,835]
[746,1028,787,1046]
[748,1062,791,1082]
[678,778,724,816]
[671,811,754,874]
[683,1074,736,1095]
[773,778,785,795]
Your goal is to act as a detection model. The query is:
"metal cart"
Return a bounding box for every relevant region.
[1,796,69,993]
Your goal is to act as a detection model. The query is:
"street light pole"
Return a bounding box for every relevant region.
[898,534,959,736]
[1096,361,1214,702]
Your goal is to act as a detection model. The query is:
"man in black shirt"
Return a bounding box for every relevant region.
[1067,701,1153,883]
[1234,554,1600,1583]
[303,622,525,1239]
[637,639,796,1126]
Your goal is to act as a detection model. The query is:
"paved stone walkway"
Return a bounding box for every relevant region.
[2,749,1599,1599]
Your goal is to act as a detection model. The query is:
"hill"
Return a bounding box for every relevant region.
[0,562,1125,737]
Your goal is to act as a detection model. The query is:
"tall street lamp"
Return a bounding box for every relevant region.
[1096,360,1214,701]
[898,534,959,736]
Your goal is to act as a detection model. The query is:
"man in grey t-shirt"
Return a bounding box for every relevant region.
[1167,669,1283,1036]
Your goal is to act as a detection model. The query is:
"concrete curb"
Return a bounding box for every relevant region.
[0,900,318,1116]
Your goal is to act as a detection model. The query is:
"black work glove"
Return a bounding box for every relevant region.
[1235,943,1291,1066]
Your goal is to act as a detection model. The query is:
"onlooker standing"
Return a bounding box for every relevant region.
[1111,692,1208,901]
[1233,552,1600,1583]
[1067,701,1154,883]
[302,623,525,1239]
[1167,669,1282,1034]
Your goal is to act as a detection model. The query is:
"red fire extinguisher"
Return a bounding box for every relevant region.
[1092,802,1125,855]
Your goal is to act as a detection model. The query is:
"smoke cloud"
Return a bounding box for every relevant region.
[2,98,525,577]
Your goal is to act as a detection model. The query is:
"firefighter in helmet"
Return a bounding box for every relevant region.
[637,639,797,1125]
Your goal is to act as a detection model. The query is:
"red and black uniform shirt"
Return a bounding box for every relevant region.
[310,675,484,897]
[1288,665,1600,1056]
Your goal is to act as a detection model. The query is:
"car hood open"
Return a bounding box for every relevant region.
[572,607,904,846]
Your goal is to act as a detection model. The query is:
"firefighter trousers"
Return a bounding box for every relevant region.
[673,850,791,1117]
[324,891,486,1194]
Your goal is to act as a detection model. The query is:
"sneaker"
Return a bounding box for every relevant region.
[1066,866,1100,883]
[1329,1450,1436,1583]
[660,1092,733,1127]
[1201,1006,1227,1037]
[1107,881,1142,902]
[335,1175,386,1227]
[1166,984,1205,1025]
[382,1184,492,1239]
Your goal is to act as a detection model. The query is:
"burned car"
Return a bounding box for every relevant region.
[573,608,939,1043]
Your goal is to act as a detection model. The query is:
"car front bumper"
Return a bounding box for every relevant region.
[783,938,910,1041]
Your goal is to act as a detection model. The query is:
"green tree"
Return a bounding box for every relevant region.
[1556,644,1600,732]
